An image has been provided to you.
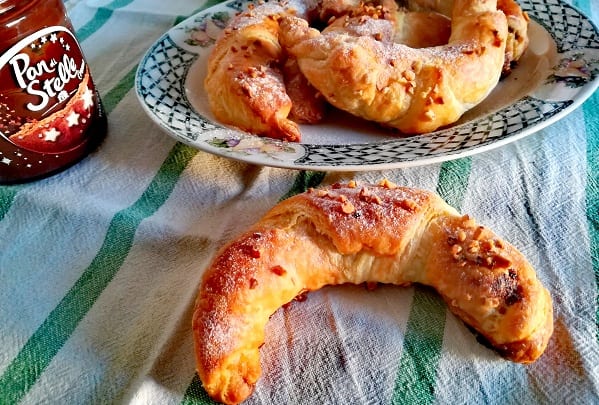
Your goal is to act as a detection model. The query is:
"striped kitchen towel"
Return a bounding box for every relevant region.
[1,0,598,404]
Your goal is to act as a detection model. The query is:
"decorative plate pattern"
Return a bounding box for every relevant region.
[135,0,599,171]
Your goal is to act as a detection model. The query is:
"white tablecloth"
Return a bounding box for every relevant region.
[1,0,598,403]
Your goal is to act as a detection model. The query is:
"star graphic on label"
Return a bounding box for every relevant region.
[66,111,80,127]
[81,87,94,110]
[50,33,58,43]
[1,157,11,165]
[43,128,61,142]
[64,44,71,52]
[40,36,47,44]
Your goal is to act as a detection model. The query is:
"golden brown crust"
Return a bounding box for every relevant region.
[404,0,530,73]
[280,0,509,134]
[203,4,301,141]
[283,56,327,124]
[203,0,523,141]
[193,180,553,404]
[498,0,530,73]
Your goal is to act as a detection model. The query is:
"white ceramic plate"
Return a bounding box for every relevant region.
[135,0,599,171]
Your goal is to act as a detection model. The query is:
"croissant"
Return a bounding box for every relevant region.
[193,180,553,405]
[203,3,302,141]
[404,0,530,73]
[280,0,508,134]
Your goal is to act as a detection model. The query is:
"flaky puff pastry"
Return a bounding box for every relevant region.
[280,0,508,134]
[193,180,553,405]
[204,4,302,141]
[404,0,530,73]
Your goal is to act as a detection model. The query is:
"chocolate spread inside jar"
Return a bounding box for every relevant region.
[0,0,106,184]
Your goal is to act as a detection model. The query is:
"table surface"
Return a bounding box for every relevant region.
[1,0,598,404]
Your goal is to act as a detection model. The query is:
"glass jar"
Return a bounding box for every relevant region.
[0,0,106,184]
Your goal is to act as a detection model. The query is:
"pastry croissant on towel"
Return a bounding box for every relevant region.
[193,180,553,405]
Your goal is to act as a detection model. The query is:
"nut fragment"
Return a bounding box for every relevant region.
[461,215,476,228]
[271,265,286,276]
[377,178,397,189]
[341,200,356,214]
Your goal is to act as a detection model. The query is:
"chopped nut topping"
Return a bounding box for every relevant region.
[341,200,356,214]
[249,278,258,289]
[245,245,261,258]
[482,240,495,252]
[401,199,418,211]
[348,180,357,188]
[473,226,484,240]
[358,187,381,204]
[451,244,463,256]
[412,60,423,73]
[271,265,286,276]
[457,230,467,242]
[403,70,416,81]
[359,187,371,199]
[461,215,476,228]
[467,241,479,254]
[377,178,397,189]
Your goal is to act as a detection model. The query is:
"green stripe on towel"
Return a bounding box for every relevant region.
[0,0,136,218]
[0,185,22,221]
[181,373,219,405]
[392,158,472,404]
[583,93,599,342]
[102,66,138,114]
[75,0,136,42]
[0,142,198,404]
[576,0,599,346]
[279,171,327,201]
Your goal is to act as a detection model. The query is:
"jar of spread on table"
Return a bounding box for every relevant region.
[0,0,106,184]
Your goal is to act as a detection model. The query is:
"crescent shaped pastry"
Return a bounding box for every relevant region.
[193,180,553,405]
[404,0,530,73]
[280,0,509,134]
[203,3,303,142]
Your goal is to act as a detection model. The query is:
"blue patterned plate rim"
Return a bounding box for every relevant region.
[135,0,599,171]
